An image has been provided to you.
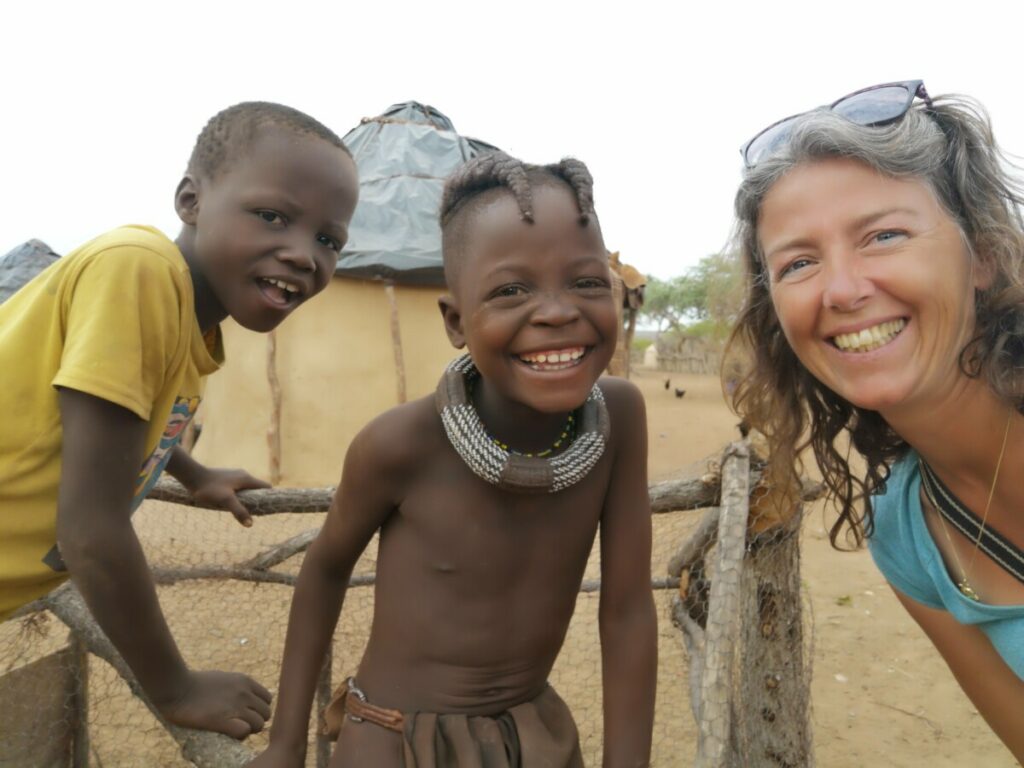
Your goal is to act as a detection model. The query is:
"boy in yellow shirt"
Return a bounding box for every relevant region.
[0,102,359,738]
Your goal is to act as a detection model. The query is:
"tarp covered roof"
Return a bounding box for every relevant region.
[0,239,59,304]
[335,101,500,286]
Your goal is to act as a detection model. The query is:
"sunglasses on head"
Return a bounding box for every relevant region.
[740,80,932,169]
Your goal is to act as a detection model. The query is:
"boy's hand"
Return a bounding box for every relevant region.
[187,466,271,527]
[156,669,273,739]
[166,446,270,526]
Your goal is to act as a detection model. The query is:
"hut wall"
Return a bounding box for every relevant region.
[193,277,457,487]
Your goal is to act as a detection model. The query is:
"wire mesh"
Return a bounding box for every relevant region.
[0,446,812,767]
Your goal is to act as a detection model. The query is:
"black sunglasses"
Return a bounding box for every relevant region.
[740,80,932,169]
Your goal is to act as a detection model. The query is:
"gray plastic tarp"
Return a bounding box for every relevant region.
[0,240,59,304]
[335,102,499,286]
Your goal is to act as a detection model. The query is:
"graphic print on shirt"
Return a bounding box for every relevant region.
[132,396,201,509]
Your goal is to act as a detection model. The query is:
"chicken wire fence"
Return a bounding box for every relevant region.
[0,441,815,768]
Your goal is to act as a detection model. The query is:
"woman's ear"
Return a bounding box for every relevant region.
[438,294,466,349]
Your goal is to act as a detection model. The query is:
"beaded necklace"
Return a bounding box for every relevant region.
[469,377,577,458]
[435,354,609,493]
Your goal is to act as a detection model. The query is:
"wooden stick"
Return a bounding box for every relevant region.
[671,594,706,725]
[148,465,819,519]
[240,528,319,571]
[384,282,407,405]
[148,478,334,514]
[650,465,822,516]
[649,472,721,514]
[42,584,255,768]
[695,441,750,768]
[151,566,376,590]
[266,330,283,485]
[577,577,679,593]
[148,566,671,595]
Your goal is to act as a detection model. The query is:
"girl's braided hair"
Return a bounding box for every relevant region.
[440,152,595,228]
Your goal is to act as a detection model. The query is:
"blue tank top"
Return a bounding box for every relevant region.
[867,451,1024,679]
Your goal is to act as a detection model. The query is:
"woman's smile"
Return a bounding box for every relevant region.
[828,318,907,353]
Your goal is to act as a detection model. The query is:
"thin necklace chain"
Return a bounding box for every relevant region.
[470,378,576,458]
[488,412,576,458]
[925,413,1013,601]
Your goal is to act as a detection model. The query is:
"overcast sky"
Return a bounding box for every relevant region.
[3,0,1022,280]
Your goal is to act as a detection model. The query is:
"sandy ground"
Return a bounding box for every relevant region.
[0,367,1017,767]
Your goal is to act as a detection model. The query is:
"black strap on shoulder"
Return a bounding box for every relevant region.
[919,460,1024,586]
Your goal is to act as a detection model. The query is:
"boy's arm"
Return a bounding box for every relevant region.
[250,416,403,766]
[166,445,270,527]
[56,388,272,738]
[597,379,657,768]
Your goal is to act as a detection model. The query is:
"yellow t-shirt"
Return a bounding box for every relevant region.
[0,225,223,619]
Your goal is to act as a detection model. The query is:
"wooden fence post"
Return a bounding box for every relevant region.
[695,441,750,767]
[734,514,813,766]
[384,282,407,405]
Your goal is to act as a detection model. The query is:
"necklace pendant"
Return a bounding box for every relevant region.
[957,580,980,601]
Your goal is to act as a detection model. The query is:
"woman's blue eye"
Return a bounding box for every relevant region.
[874,230,906,244]
[778,257,812,279]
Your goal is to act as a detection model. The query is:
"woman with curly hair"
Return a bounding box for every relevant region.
[728,81,1024,758]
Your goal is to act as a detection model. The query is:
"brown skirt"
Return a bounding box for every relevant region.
[323,678,585,768]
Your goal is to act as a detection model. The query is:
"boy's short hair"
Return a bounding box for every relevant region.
[439,152,598,287]
[186,101,351,180]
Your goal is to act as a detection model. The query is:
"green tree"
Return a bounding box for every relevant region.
[642,274,703,332]
[641,253,743,338]
[692,251,744,339]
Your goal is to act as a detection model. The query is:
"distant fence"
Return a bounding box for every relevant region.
[654,352,722,376]
[643,335,723,377]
